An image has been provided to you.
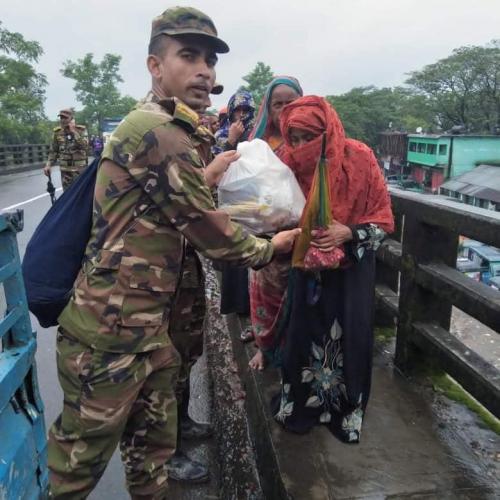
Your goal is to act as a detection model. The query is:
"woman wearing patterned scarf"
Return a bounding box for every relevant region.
[213,90,255,154]
[270,95,394,443]
[250,76,303,152]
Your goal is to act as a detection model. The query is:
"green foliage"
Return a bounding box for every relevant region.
[61,53,137,135]
[240,62,274,107]
[411,360,500,435]
[0,22,49,144]
[429,370,500,435]
[326,86,435,148]
[406,40,500,133]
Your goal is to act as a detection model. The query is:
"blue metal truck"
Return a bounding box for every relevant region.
[0,211,48,499]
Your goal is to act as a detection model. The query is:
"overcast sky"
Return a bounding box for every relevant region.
[3,0,500,118]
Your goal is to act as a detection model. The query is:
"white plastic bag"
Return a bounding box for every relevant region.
[217,139,305,235]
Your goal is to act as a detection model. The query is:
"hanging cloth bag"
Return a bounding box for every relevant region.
[292,134,345,270]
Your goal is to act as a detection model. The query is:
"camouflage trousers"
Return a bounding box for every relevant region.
[60,167,85,191]
[48,328,180,499]
[169,250,206,412]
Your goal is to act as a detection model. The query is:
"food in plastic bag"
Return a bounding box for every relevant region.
[217,139,305,235]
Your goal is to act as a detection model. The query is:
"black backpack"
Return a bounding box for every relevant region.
[22,159,98,327]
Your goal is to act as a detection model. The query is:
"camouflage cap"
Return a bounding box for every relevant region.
[58,108,74,118]
[151,6,229,54]
[211,82,224,95]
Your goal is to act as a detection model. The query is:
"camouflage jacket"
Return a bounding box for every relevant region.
[47,125,89,170]
[192,124,215,166]
[58,92,273,353]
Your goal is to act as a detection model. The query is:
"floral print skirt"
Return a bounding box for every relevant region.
[271,253,376,443]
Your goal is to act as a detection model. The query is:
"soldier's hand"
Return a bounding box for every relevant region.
[205,150,240,187]
[43,164,51,177]
[271,228,302,255]
[68,119,76,133]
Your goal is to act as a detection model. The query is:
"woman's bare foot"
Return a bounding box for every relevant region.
[249,349,265,371]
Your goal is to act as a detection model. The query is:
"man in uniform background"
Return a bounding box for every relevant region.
[43,108,88,190]
[48,6,299,499]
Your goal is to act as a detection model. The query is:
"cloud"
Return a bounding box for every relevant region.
[3,0,500,116]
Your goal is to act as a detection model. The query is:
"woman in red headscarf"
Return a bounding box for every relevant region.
[270,96,394,442]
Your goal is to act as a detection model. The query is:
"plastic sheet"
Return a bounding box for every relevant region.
[218,139,305,235]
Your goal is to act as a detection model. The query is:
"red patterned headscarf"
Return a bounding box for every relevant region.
[280,96,394,232]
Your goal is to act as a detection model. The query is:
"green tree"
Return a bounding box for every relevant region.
[406,40,500,133]
[0,22,49,144]
[61,53,136,134]
[240,62,274,107]
[327,86,434,148]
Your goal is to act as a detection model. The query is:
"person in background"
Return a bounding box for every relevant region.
[213,90,257,320]
[200,108,220,134]
[213,90,255,154]
[200,81,223,134]
[247,76,304,354]
[91,135,104,158]
[272,95,394,442]
[43,108,88,190]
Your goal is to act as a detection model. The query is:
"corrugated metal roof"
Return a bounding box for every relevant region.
[440,165,500,203]
[441,180,467,191]
[471,245,500,260]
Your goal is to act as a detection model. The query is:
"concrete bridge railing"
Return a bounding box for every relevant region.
[0,144,49,175]
[375,189,500,418]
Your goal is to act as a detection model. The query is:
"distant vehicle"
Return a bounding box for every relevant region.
[397,179,424,192]
[101,117,123,146]
[386,174,411,185]
[456,239,500,286]
[489,276,500,291]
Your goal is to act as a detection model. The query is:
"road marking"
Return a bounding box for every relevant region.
[1,188,62,212]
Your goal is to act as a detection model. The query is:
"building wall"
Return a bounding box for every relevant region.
[407,137,440,166]
[441,189,500,212]
[407,136,451,168]
[437,137,451,168]
[413,166,425,183]
[431,170,444,192]
[450,137,500,177]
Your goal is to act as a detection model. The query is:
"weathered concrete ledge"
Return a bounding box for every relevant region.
[207,303,500,499]
[204,279,265,499]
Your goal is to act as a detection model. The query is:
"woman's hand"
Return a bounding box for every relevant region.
[310,220,352,252]
[205,150,240,187]
[227,120,245,146]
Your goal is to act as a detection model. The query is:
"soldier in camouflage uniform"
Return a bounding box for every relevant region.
[48,6,300,499]
[44,108,89,191]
